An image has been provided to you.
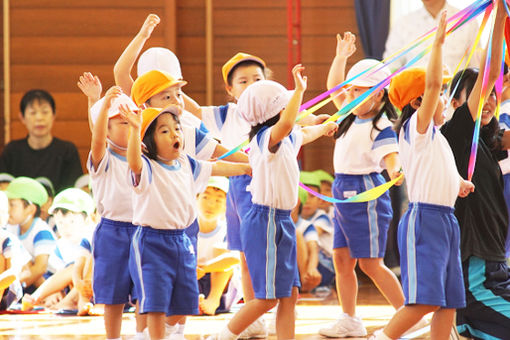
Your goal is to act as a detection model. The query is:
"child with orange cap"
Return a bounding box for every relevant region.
[375,11,475,340]
[318,32,405,338]
[85,85,145,340]
[208,65,337,340]
[119,102,250,340]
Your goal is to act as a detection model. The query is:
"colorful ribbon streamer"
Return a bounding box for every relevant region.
[300,174,403,203]
[468,1,497,181]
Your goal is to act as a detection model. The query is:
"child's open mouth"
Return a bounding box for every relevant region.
[173,141,180,150]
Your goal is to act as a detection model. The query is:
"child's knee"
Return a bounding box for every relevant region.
[358,258,382,276]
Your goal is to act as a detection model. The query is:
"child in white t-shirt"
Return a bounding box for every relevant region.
[120,103,250,340]
[210,65,337,340]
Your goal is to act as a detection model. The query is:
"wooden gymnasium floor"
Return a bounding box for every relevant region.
[0,278,433,339]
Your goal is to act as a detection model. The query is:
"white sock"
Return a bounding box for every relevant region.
[219,326,238,340]
[165,323,178,334]
[376,331,393,340]
[107,338,121,340]
[176,323,185,334]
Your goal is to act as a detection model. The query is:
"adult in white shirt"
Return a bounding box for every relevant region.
[383,0,479,72]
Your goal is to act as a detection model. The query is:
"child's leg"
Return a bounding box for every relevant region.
[200,270,233,315]
[227,298,278,335]
[104,304,125,339]
[430,308,455,339]
[0,255,7,298]
[381,304,438,339]
[333,247,358,316]
[147,312,165,340]
[358,258,404,309]
[240,252,255,302]
[136,301,147,333]
[276,287,298,339]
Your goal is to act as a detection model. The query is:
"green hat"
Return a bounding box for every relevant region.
[300,171,321,189]
[48,188,95,215]
[207,176,229,194]
[313,170,334,184]
[298,187,308,205]
[5,177,48,206]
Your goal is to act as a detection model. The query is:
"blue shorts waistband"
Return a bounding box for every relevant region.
[251,203,291,217]
[138,226,186,235]
[100,217,137,228]
[335,172,382,179]
[408,202,454,213]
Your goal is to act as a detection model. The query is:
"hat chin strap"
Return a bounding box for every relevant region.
[157,155,173,163]
[107,138,127,151]
[20,214,33,227]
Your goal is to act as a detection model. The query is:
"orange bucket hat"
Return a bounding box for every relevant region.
[140,105,181,139]
[131,70,187,107]
[221,52,266,85]
[389,67,452,110]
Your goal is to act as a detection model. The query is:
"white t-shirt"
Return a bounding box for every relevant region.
[48,235,92,272]
[248,126,303,210]
[196,219,227,266]
[0,229,30,273]
[181,110,211,137]
[399,114,460,207]
[384,3,479,71]
[295,217,318,243]
[182,125,218,161]
[498,100,510,175]
[201,103,251,149]
[333,115,398,174]
[6,218,56,261]
[131,154,212,229]
[88,149,133,223]
[311,209,334,257]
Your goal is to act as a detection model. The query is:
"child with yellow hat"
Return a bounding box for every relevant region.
[119,103,249,339]
[375,12,475,340]
[4,177,55,293]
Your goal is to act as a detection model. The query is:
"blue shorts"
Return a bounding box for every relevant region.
[129,226,199,316]
[185,219,199,253]
[92,218,136,304]
[241,204,300,299]
[503,174,510,258]
[226,175,253,251]
[399,203,465,308]
[333,173,392,258]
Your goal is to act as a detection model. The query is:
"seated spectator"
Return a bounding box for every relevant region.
[0,191,30,310]
[4,177,56,292]
[196,177,240,315]
[0,89,83,193]
[22,188,95,313]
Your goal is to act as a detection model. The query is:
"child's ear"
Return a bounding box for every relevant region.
[225,84,234,98]
[410,97,422,110]
[451,98,461,110]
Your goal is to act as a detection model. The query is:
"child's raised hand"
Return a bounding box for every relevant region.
[458,178,475,198]
[336,32,356,58]
[119,103,142,130]
[103,86,122,108]
[323,121,338,137]
[77,72,102,102]
[292,64,307,93]
[139,14,160,39]
[435,10,447,45]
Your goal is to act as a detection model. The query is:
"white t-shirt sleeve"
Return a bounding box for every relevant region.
[201,104,231,139]
[255,126,303,155]
[194,128,219,160]
[401,113,434,150]
[371,125,398,167]
[187,156,213,194]
[33,230,57,257]
[131,155,153,194]
[87,150,109,177]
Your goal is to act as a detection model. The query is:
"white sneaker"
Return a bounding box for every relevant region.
[319,313,367,338]
[238,317,268,339]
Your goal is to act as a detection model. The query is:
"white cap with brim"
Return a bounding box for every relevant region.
[0,173,14,183]
[90,93,138,126]
[137,47,183,80]
[207,176,229,194]
[236,80,293,126]
[48,188,95,216]
[346,58,391,88]
[74,174,90,190]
